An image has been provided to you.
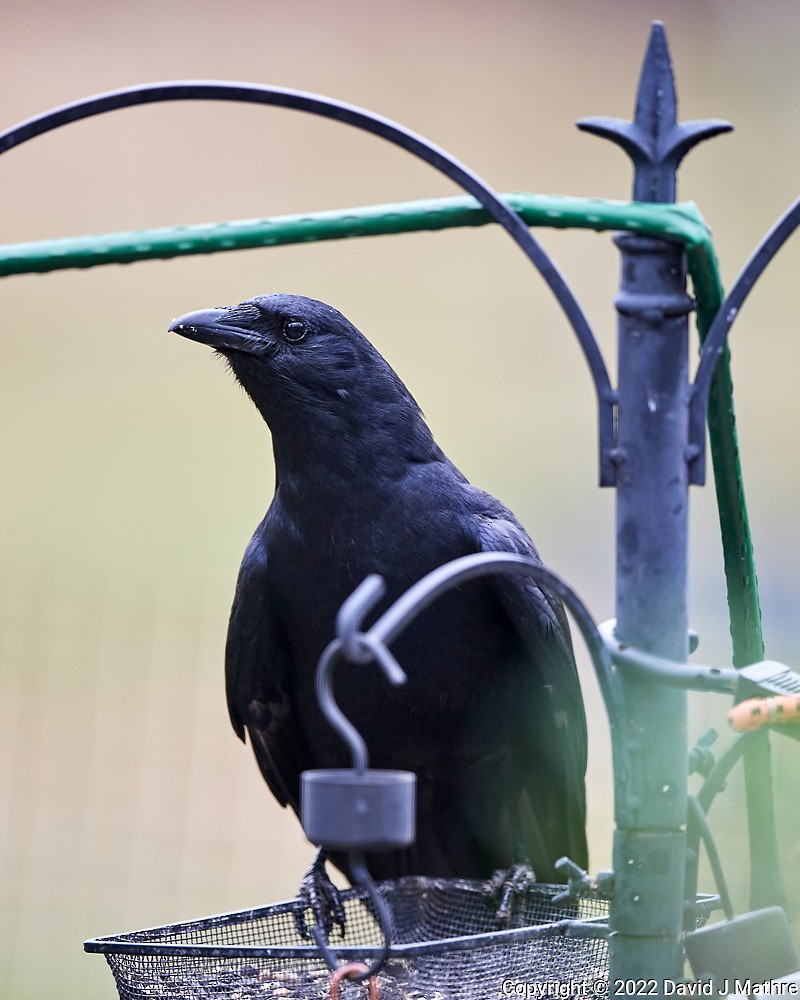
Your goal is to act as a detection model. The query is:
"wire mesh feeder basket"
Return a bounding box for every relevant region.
[86,876,617,1000]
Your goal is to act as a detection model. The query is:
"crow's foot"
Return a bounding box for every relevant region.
[293,850,347,941]
[484,862,537,925]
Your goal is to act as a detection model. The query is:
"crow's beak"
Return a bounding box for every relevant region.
[169,307,261,354]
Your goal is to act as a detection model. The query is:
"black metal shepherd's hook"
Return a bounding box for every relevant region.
[301,556,620,981]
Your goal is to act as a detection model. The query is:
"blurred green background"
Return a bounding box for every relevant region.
[1,1,800,996]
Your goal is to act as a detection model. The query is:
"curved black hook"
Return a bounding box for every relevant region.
[320,552,619,979]
[326,554,622,783]
[689,194,800,452]
[311,577,406,982]
[0,80,615,483]
[345,853,395,981]
[334,550,621,736]
[315,579,408,776]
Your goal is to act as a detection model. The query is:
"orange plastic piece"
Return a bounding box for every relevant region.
[729,694,800,732]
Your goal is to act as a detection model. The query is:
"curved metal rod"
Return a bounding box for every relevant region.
[690,195,800,445]
[335,551,621,729]
[308,925,340,975]
[598,619,738,693]
[345,851,395,981]
[0,80,615,479]
[686,794,735,920]
[690,729,787,916]
[684,731,756,923]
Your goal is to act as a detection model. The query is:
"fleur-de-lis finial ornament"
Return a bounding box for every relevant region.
[578,21,732,203]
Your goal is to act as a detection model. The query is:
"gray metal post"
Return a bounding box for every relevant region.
[609,230,692,983]
[578,22,731,990]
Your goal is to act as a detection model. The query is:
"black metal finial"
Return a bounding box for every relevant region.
[577,22,732,203]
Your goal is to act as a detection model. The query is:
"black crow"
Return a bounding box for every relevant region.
[170,293,587,923]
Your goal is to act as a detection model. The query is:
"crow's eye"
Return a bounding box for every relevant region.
[282,319,307,343]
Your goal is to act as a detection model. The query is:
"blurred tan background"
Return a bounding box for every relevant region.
[1,1,800,996]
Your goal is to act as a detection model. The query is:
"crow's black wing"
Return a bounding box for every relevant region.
[472,510,588,872]
[225,525,312,814]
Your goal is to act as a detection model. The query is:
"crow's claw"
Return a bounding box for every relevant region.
[292,851,347,941]
[484,862,537,925]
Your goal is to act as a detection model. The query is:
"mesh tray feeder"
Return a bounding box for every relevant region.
[85,877,613,1000]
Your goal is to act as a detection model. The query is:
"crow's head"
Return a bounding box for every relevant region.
[170,293,436,471]
[170,293,406,410]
